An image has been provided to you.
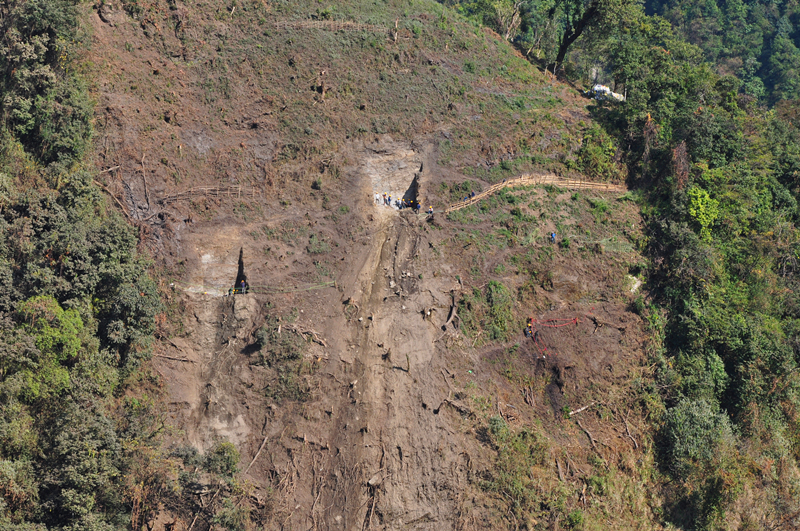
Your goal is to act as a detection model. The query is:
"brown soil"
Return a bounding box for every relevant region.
[87,2,656,529]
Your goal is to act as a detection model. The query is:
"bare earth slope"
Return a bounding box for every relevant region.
[87,1,660,529]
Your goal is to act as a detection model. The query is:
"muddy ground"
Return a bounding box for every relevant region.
[86,2,655,529]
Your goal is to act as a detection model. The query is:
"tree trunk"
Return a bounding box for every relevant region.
[551,0,601,69]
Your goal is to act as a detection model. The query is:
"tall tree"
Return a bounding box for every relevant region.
[545,0,640,69]
[552,0,601,66]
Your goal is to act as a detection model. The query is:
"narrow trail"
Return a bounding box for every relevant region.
[445,173,627,213]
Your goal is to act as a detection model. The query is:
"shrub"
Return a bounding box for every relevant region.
[686,186,719,241]
[567,509,584,529]
[15,295,83,401]
[663,398,734,476]
[486,280,514,340]
[256,316,305,365]
[204,441,240,477]
[255,315,311,402]
[575,125,624,182]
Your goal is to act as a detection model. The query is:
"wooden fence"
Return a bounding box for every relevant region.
[445,174,627,213]
[157,186,263,205]
[273,20,386,33]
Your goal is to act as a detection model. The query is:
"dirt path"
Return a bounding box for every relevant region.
[445,173,627,213]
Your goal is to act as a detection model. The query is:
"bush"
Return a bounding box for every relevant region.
[255,315,311,402]
[255,316,305,366]
[663,398,734,476]
[204,442,240,477]
[566,509,584,529]
[486,280,514,340]
[575,125,624,182]
[14,296,83,401]
[662,398,743,526]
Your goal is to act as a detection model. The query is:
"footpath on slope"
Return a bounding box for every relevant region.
[444,173,627,213]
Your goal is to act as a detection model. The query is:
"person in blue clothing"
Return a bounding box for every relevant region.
[550,232,556,244]
[471,191,476,199]
[240,280,247,294]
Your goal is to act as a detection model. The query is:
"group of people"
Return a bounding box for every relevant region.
[524,320,537,340]
[375,193,432,215]
[226,280,248,296]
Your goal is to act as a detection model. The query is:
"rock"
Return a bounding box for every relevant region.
[368,472,383,487]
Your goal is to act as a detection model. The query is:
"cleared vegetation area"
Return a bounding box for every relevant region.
[1,0,800,530]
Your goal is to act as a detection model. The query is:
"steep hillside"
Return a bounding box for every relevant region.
[0,0,660,530]
[5,0,800,528]
[87,1,656,529]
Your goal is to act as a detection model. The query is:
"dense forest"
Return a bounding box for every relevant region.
[0,2,249,530]
[1,0,800,529]
[451,0,800,526]
[450,0,800,103]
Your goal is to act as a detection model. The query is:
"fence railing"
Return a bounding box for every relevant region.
[445,174,627,213]
[273,20,386,32]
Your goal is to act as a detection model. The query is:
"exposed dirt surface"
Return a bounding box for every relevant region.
[155,204,647,529]
[87,2,655,529]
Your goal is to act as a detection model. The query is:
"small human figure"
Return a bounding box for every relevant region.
[383,193,387,205]
[416,203,421,214]
[550,232,556,244]
[428,206,433,214]
[375,193,380,204]
[471,191,476,199]
[240,280,247,294]
[228,287,233,297]
[388,195,392,207]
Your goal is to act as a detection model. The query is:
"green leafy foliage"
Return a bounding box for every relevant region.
[14,296,83,401]
[0,0,92,165]
[459,280,516,342]
[686,186,719,241]
[203,441,240,478]
[645,0,800,103]
[0,2,173,528]
[599,15,800,524]
[481,416,550,523]
[575,124,625,181]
